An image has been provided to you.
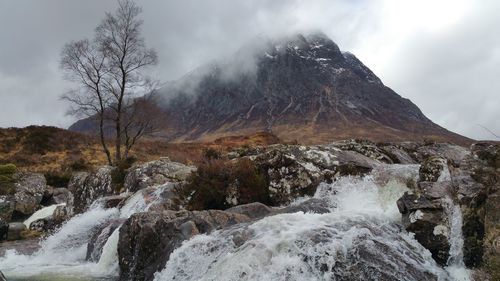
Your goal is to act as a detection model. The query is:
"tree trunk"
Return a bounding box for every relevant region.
[99,113,113,166]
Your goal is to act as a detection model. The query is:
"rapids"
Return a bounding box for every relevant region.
[0,166,471,281]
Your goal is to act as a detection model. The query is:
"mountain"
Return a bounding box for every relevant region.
[70,32,472,145]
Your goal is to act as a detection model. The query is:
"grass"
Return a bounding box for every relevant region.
[0,126,280,175]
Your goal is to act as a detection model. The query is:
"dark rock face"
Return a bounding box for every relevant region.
[67,166,115,214]
[397,141,500,276]
[124,158,195,193]
[87,219,124,262]
[118,210,251,281]
[0,218,8,241]
[118,197,332,281]
[12,172,46,218]
[70,32,471,145]
[397,156,452,265]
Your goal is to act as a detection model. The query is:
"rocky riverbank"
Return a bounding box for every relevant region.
[0,139,498,280]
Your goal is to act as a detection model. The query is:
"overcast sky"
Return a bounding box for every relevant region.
[0,0,499,140]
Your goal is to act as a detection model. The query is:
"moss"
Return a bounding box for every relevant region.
[0,163,16,175]
[0,163,16,195]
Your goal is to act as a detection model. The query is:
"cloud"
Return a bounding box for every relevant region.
[0,0,498,140]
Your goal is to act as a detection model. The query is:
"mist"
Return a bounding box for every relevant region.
[0,0,499,139]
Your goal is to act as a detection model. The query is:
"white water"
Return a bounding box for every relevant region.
[443,197,471,281]
[154,171,465,281]
[1,169,471,281]
[0,184,173,280]
[23,203,66,228]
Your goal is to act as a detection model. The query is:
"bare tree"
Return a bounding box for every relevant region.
[96,0,158,162]
[60,39,113,165]
[60,0,159,165]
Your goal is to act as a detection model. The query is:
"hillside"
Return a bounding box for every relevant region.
[0,126,280,175]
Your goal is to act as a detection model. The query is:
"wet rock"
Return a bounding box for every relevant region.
[226,202,273,219]
[415,143,469,166]
[331,139,394,163]
[0,195,14,221]
[87,219,124,262]
[242,144,380,205]
[419,156,450,182]
[101,194,130,209]
[0,218,8,241]
[52,204,71,222]
[118,210,250,281]
[277,198,331,215]
[380,144,417,164]
[68,166,115,214]
[7,222,26,240]
[12,172,46,217]
[124,158,196,193]
[398,195,450,265]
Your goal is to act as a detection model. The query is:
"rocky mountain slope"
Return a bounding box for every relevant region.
[71,31,472,145]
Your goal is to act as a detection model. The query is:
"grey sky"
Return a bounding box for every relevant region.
[0,0,498,140]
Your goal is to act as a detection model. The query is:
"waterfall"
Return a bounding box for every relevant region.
[23,203,66,228]
[443,197,471,281]
[0,169,472,281]
[154,169,455,281]
[0,183,173,280]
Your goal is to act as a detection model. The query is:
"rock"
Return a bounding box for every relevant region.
[331,139,395,163]
[7,222,26,240]
[68,166,115,214]
[87,219,124,262]
[51,188,72,205]
[241,144,381,205]
[0,218,8,241]
[52,204,71,222]
[397,193,450,265]
[101,194,130,209]
[415,143,470,166]
[124,158,196,193]
[0,195,14,221]
[118,210,251,281]
[419,156,450,182]
[12,172,46,217]
[380,144,417,164]
[277,198,331,215]
[226,202,273,219]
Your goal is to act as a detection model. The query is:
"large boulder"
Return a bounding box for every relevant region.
[12,172,46,218]
[238,143,381,205]
[87,219,124,262]
[118,210,251,281]
[68,166,115,214]
[118,199,331,281]
[124,158,196,193]
[397,156,454,265]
